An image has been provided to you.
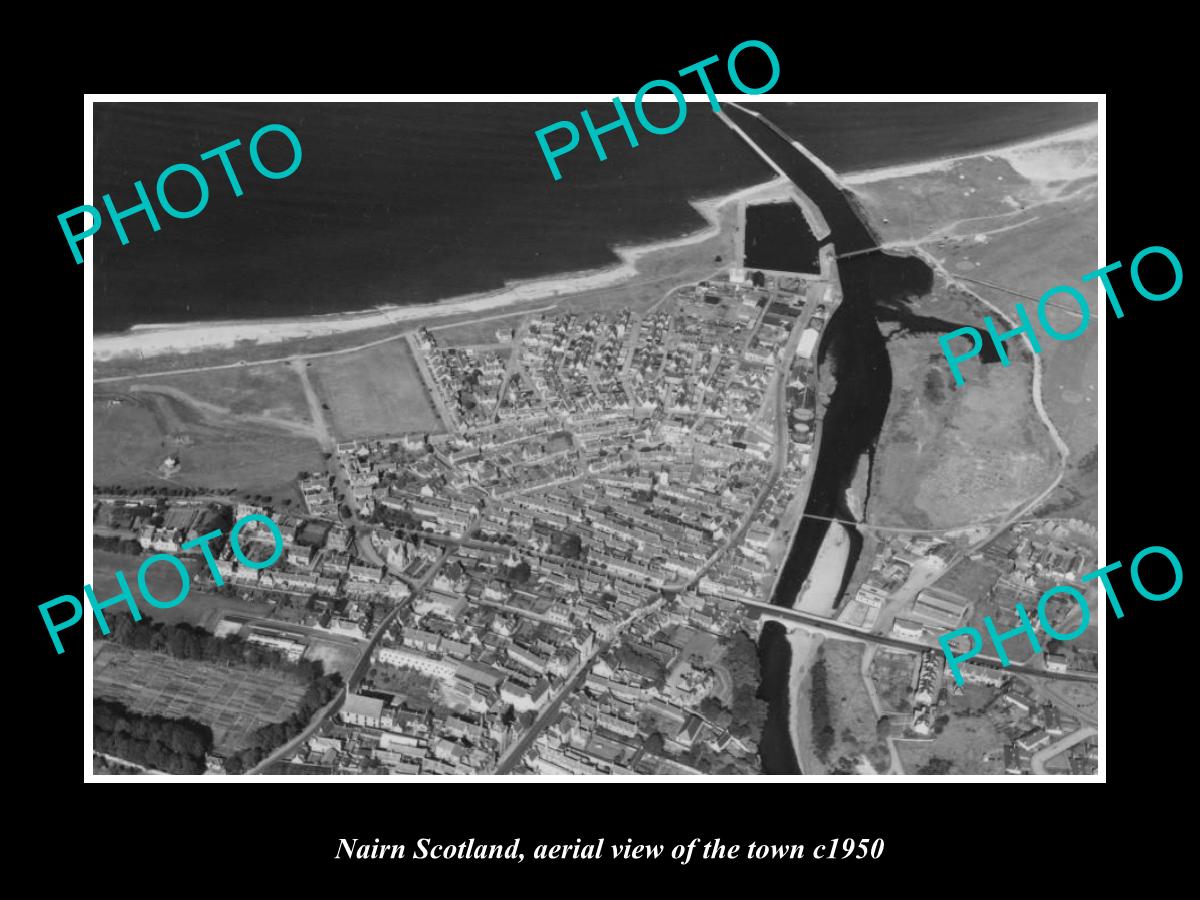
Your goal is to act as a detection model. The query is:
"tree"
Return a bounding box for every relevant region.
[644,732,665,755]
[917,757,953,775]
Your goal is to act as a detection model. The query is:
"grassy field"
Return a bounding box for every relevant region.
[91,550,276,630]
[870,291,1058,529]
[851,155,1046,244]
[869,649,917,714]
[93,390,321,505]
[431,313,525,347]
[133,363,312,423]
[852,138,1097,527]
[816,640,889,773]
[928,195,1099,479]
[896,713,1004,775]
[93,644,309,756]
[308,339,443,440]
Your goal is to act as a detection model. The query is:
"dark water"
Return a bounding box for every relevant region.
[721,106,942,775]
[92,102,1096,334]
[92,103,774,333]
[744,203,820,273]
[743,101,1097,173]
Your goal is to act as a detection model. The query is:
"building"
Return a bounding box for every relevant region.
[245,628,307,662]
[1044,652,1069,674]
[377,646,458,680]
[910,587,969,629]
[342,693,384,729]
[892,618,924,640]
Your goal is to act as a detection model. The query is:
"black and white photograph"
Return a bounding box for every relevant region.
[79,93,1106,782]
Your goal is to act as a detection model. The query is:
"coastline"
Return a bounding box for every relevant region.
[840,120,1098,184]
[93,175,791,362]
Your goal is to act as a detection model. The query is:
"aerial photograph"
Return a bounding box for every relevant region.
[89,98,1099,777]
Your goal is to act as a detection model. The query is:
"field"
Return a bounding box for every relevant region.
[133,362,312,423]
[91,551,275,630]
[431,313,526,348]
[308,339,444,440]
[870,289,1058,529]
[896,712,1004,775]
[852,135,1098,525]
[93,389,322,506]
[811,640,889,773]
[93,644,309,756]
[869,649,918,714]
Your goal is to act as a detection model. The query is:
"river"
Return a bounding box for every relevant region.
[721,107,938,775]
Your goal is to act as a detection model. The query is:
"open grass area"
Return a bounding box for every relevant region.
[308,339,444,440]
[93,644,309,756]
[871,292,1058,529]
[852,136,1097,528]
[852,155,1047,244]
[869,649,918,715]
[431,313,526,347]
[134,363,311,423]
[815,640,889,773]
[896,713,1004,775]
[927,195,1098,484]
[91,550,276,630]
[93,390,321,506]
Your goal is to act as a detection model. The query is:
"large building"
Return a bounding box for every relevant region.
[341,693,384,729]
[909,587,969,629]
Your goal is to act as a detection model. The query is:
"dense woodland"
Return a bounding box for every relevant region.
[94,699,213,774]
[102,616,328,681]
[715,630,769,741]
[809,651,836,762]
[96,617,343,773]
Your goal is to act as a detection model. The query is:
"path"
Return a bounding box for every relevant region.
[1030,726,1096,775]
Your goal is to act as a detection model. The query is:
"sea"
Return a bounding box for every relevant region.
[92,101,1096,334]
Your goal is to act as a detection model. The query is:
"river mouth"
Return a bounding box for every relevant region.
[722,107,937,775]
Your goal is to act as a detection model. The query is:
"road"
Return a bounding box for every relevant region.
[494,649,603,774]
[664,287,810,593]
[247,548,449,775]
[744,598,1097,684]
[1031,726,1097,775]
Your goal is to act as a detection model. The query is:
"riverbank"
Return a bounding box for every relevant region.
[786,627,824,776]
[93,176,791,363]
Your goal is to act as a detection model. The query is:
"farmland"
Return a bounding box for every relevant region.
[93,644,309,756]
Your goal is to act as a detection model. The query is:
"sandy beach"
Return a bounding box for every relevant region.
[795,522,850,616]
[92,175,791,363]
[841,121,1098,185]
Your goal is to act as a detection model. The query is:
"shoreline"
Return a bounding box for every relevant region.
[839,120,1098,184]
[93,176,791,362]
[93,117,1098,362]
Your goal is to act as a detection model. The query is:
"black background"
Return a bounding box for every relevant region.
[23,23,1189,888]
